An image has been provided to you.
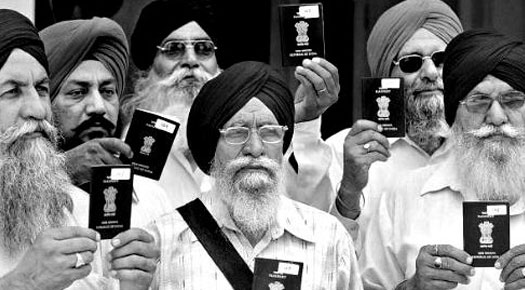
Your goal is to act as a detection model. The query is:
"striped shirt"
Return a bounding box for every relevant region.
[147,193,363,290]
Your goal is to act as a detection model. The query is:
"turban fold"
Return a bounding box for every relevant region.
[0,9,48,73]
[187,61,294,175]
[367,0,462,77]
[131,0,218,71]
[444,29,525,125]
[39,17,129,101]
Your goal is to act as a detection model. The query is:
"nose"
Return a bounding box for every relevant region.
[20,87,50,121]
[241,128,264,158]
[179,47,199,69]
[420,58,439,82]
[485,100,508,126]
[85,90,107,116]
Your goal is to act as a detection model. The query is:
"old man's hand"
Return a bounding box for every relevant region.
[496,244,525,290]
[294,57,340,122]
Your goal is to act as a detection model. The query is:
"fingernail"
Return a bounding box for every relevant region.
[466,256,473,264]
[494,261,501,269]
[110,270,117,278]
[304,59,312,65]
[111,238,120,247]
[96,232,101,242]
[312,57,321,63]
[470,268,475,276]
[377,124,383,132]
[521,268,525,277]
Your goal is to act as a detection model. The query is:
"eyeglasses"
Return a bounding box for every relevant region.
[156,40,217,59]
[459,91,525,114]
[392,50,445,73]
[219,125,288,145]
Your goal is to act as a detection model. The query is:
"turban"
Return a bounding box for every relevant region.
[367,0,462,77]
[39,17,129,101]
[444,29,525,125]
[0,9,48,73]
[187,61,294,175]
[131,0,218,71]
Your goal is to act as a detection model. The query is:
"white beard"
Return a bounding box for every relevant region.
[210,156,283,243]
[452,123,525,205]
[0,120,72,256]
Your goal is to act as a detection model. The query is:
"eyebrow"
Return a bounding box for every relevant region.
[64,77,116,88]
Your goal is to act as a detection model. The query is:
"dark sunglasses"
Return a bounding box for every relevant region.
[156,40,217,59]
[392,50,445,73]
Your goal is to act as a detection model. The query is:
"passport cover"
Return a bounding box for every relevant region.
[252,258,303,290]
[279,3,325,66]
[463,201,509,267]
[89,165,133,239]
[124,108,179,180]
[361,77,405,137]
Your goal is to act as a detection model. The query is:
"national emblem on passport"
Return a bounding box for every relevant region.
[103,186,118,214]
[478,221,494,244]
[140,136,155,156]
[376,95,391,118]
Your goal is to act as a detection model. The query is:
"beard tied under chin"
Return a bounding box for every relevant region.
[0,122,72,256]
[210,156,283,242]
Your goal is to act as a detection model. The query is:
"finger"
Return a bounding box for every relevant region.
[428,280,459,290]
[500,253,525,282]
[113,269,152,284]
[428,268,470,285]
[300,58,336,92]
[63,264,93,282]
[58,237,98,254]
[110,240,159,261]
[110,255,157,273]
[363,140,390,158]
[294,73,313,92]
[50,226,100,242]
[349,130,390,151]
[312,57,339,85]
[497,244,525,270]
[436,244,473,265]
[504,278,525,290]
[348,120,382,136]
[505,267,525,284]
[69,251,95,268]
[433,256,475,278]
[295,63,325,91]
[112,228,154,249]
[97,138,134,159]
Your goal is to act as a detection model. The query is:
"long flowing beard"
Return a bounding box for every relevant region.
[211,156,283,242]
[405,83,448,155]
[452,123,525,205]
[0,121,72,256]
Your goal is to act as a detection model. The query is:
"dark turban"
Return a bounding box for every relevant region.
[187,61,294,175]
[39,17,129,101]
[367,0,462,77]
[444,29,525,125]
[0,9,48,73]
[131,0,218,71]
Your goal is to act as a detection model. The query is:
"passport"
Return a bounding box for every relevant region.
[279,3,325,66]
[124,108,179,180]
[361,77,405,137]
[89,165,133,239]
[252,258,303,290]
[463,201,509,267]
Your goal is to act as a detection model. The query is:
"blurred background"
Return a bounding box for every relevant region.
[3,0,525,139]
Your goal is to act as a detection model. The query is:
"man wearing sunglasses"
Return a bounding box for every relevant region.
[123,0,341,209]
[295,0,464,245]
[360,29,525,290]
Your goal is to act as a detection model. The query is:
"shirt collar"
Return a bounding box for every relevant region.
[192,192,315,243]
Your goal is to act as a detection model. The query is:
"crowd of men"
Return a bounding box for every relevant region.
[1,0,525,289]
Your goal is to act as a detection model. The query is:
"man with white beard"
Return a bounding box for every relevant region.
[146,61,362,290]
[123,0,341,209]
[0,9,157,290]
[359,29,525,290]
[303,0,463,246]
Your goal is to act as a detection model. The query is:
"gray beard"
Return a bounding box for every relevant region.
[452,124,525,205]
[210,156,282,243]
[406,90,448,155]
[0,121,72,256]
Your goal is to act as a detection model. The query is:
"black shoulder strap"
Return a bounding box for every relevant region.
[177,198,254,289]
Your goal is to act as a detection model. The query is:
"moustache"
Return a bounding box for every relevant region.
[227,156,280,179]
[159,67,213,88]
[0,120,58,146]
[73,114,115,136]
[467,124,525,139]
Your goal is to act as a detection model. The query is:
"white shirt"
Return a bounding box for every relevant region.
[146,193,363,290]
[359,150,525,290]
[323,128,449,247]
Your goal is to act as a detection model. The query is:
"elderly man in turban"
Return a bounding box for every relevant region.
[39,17,165,289]
[120,0,340,209]
[360,29,525,290]
[145,61,362,290]
[296,0,463,245]
[0,9,111,289]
